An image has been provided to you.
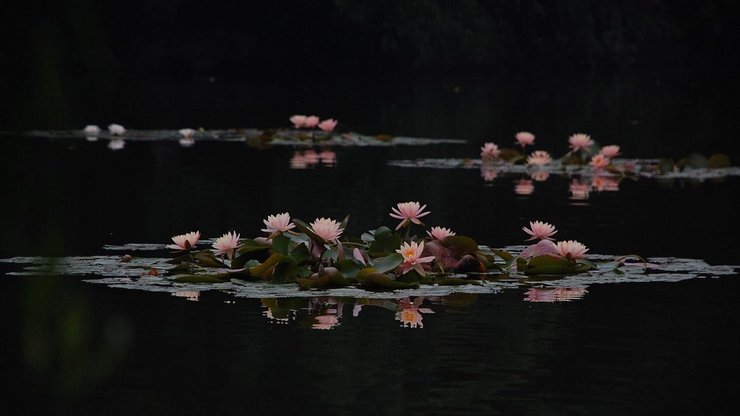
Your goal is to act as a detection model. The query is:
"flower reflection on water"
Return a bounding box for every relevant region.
[514,179,535,195]
[524,287,588,303]
[172,291,200,301]
[289,149,337,169]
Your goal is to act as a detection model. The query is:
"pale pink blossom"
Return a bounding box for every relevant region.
[426,226,456,241]
[590,153,610,170]
[318,119,338,132]
[568,133,593,152]
[108,123,126,136]
[480,142,501,160]
[396,241,435,276]
[261,212,295,235]
[304,115,320,128]
[353,247,367,265]
[514,179,534,195]
[309,217,344,242]
[522,221,557,241]
[212,231,240,259]
[178,128,195,138]
[83,125,100,136]
[556,240,589,260]
[600,145,620,158]
[390,201,430,230]
[290,115,308,128]
[515,131,535,147]
[526,150,552,166]
[166,231,201,251]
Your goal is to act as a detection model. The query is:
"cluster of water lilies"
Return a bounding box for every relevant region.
[81,123,201,149]
[289,115,338,133]
[162,204,599,290]
[481,131,621,170]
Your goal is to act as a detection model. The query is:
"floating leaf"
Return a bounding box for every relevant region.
[368,227,401,257]
[237,239,271,255]
[434,278,481,286]
[441,236,479,257]
[356,268,418,289]
[193,251,225,268]
[172,274,229,283]
[335,259,363,279]
[289,243,310,265]
[523,255,578,275]
[249,253,295,280]
[684,153,709,169]
[296,267,348,290]
[272,234,291,255]
[370,253,403,274]
[708,153,731,168]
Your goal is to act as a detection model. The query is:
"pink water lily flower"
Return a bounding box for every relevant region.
[522,221,557,241]
[526,150,552,166]
[318,118,338,132]
[396,241,435,276]
[261,212,296,235]
[83,125,100,136]
[212,231,240,259]
[600,145,620,158]
[427,226,456,240]
[515,131,535,148]
[556,240,589,260]
[480,142,501,160]
[304,115,320,128]
[568,133,593,152]
[309,217,344,242]
[390,201,430,230]
[166,231,201,251]
[290,115,307,128]
[590,153,610,170]
[108,123,126,136]
[178,128,195,138]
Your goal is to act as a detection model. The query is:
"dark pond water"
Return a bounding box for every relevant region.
[1,130,739,415]
[2,65,740,415]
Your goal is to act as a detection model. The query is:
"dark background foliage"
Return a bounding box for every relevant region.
[1,0,738,157]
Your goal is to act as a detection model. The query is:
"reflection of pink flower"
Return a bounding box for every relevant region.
[556,240,589,260]
[591,175,620,192]
[390,201,430,230]
[514,179,534,195]
[261,213,295,235]
[600,145,620,158]
[481,166,498,181]
[289,152,308,169]
[522,221,557,241]
[524,287,588,303]
[172,291,201,301]
[569,133,593,152]
[526,150,552,166]
[312,314,340,330]
[396,241,435,275]
[480,142,501,160]
[426,226,455,240]
[396,297,434,328]
[569,180,590,200]
[590,153,610,170]
[303,149,319,164]
[531,170,550,182]
[167,231,201,251]
[212,231,240,259]
[515,131,535,147]
[108,138,125,151]
[319,150,337,165]
[318,119,338,132]
[309,218,344,242]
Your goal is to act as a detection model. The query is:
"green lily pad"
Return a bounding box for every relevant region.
[370,253,403,274]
